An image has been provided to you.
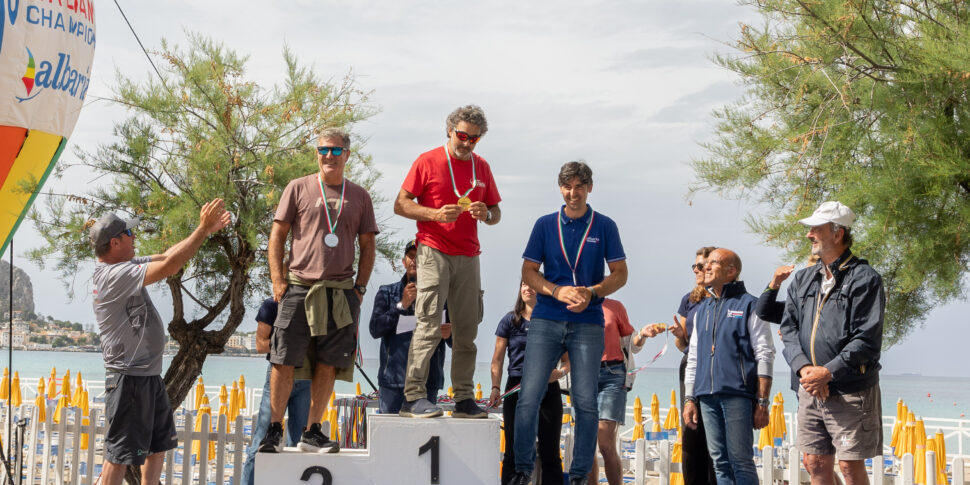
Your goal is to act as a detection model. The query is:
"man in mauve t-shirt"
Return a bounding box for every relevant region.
[393,105,502,418]
[259,127,379,454]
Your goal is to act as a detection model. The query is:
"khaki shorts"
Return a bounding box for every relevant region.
[796,385,883,460]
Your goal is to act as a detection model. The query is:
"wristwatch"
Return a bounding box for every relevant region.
[757,397,771,408]
[354,284,367,295]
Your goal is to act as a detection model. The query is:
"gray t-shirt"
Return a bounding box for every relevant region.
[92,256,165,376]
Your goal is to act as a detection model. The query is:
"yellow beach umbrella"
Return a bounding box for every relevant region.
[10,372,21,407]
[80,388,91,450]
[663,390,679,431]
[670,427,684,485]
[46,367,57,398]
[61,370,71,402]
[891,401,908,450]
[0,367,9,400]
[219,384,228,405]
[228,382,240,421]
[238,374,247,412]
[631,396,645,441]
[328,407,339,443]
[72,371,84,406]
[772,392,786,439]
[475,383,482,401]
[193,397,216,458]
[356,382,362,396]
[758,423,772,450]
[914,422,926,485]
[934,430,947,485]
[897,412,915,458]
[194,377,205,410]
[34,391,46,422]
[650,393,661,433]
[448,386,454,399]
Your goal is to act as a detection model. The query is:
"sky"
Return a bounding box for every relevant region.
[6,0,970,377]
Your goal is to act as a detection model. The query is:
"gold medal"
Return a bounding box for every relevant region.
[457,196,471,210]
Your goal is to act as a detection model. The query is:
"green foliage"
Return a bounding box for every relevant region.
[692,0,970,346]
[28,32,396,318]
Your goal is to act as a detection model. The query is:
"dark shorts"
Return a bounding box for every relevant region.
[269,285,360,368]
[104,374,177,466]
[796,385,883,460]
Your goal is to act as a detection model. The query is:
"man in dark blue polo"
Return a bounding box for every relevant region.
[510,161,628,485]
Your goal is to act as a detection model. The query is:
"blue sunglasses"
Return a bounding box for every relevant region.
[115,228,133,238]
[317,146,346,156]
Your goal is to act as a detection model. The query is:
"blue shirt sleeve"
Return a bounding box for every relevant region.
[677,293,690,317]
[495,313,513,338]
[603,218,625,262]
[255,298,278,325]
[522,218,546,264]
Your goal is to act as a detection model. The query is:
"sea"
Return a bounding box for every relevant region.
[3,350,968,419]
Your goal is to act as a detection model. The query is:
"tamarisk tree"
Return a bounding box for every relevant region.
[693,0,970,346]
[28,33,396,409]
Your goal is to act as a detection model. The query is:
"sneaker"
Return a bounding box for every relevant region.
[257,422,283,453]
[297,423,340,453]
[399,398,443,418]
[452,398,487,419]
[508,471,532,485]
[568,476,586,485]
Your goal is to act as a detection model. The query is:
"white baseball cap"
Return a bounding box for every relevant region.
[798,201,855,228]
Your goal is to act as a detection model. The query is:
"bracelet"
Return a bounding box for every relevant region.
[588,286,598,300]
[491,385,501,391]
[551,285,560,298]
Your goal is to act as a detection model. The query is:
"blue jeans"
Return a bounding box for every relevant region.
[241,364,312,485]
[698,394,758,485]
[514,318,603,479]
[378,385,440,414]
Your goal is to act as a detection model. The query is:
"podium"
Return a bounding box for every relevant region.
[255,415,501,485]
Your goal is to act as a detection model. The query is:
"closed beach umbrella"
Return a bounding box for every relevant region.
[193,397,215,458]
[73,371,84,406]
[61,370,71,402]
[34,390,45,422]
[914,419,926,485]
[670,427,684,485]
[10,372,21,407]
[0,367,9,400]
[772,392,786,440]
[650,393,661,433]
[758,423,772,451]
[80,389,90,450]
[356,382,362,396]
[46,368,57,399]
[663,390,679,431]
[238,374,247,412]
[891,401,908,451]
[934,430,947,485]
[194,377,205,410]
[475,383,482,401]
[329,407,339,443]
[228,382,239,421]
[631,396,644,441]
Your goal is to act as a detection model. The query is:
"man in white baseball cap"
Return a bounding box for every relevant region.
[780,200,885,485]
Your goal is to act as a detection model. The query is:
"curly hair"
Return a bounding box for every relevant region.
[558,161,593,187]
[445,105,488,136]
[317,127,351,147]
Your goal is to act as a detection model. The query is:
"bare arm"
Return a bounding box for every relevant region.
[355,232,377,299]
[589,260,628,299]
[144,199,231,286]
[394,188,461,223]
[488,337,509,407]
[267,220,291,302]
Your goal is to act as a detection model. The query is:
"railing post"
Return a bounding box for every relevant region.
[634,439,646,485]
[902,453,915,485]
[659,439,670,485]
[762,446,774,484]
[953,457,965,485]
[926,451,937,485]
[789,446,801,485]
[873,454,884,485]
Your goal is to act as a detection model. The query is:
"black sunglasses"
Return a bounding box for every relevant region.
[317,146,346,156]
[691,263,705,271]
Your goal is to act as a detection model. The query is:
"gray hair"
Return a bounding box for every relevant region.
[558,161,593,187]
[832,223,853,248]
[445,105,488,136]
[316,127,351,148]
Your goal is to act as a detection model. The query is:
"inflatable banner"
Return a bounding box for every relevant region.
[0,0,96,255]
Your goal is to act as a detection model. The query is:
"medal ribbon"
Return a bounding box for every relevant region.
[444,145,477,200]
[317,174,346,236]
[627,329,669,375]
[557,208,595,285]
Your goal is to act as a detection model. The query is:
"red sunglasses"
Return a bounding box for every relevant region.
[453,130,482,143]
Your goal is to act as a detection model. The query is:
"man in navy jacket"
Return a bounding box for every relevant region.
[683,248,775,485]
[369,240,451,414]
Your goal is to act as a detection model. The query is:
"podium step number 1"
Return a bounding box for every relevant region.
[256,415,500,485]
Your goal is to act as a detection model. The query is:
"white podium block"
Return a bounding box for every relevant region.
[256,415,501,485]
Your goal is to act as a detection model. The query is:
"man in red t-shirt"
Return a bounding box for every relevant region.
[394,105,502,418]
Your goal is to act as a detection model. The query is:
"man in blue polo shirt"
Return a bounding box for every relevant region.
[510,161,628,485]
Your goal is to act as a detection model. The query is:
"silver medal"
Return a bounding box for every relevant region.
[325,233,339,247]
